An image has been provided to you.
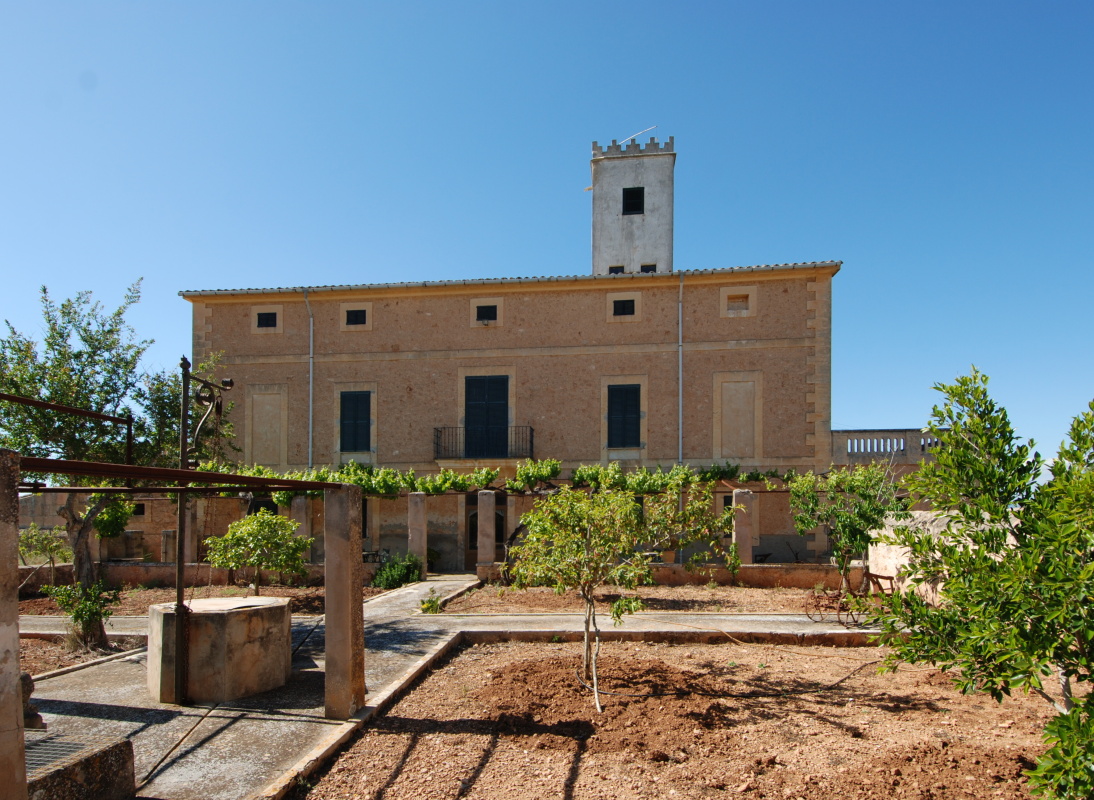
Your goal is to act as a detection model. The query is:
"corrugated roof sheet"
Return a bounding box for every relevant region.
[179,261,841,297]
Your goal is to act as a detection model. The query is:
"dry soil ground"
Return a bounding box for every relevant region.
[445,585,812,615]
[289,641,1058,800]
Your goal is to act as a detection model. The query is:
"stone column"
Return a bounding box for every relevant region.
[476,490,497,565]
[0,450,28,798]
[731,489,756,565]
[289,495,314,562]
[324,485,365,719]
[407,493,427,579]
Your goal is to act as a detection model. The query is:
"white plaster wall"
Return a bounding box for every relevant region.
[591,150,675,275]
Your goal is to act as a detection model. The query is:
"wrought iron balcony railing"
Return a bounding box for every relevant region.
[433,426,534,460]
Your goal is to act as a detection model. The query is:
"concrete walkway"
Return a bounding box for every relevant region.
[21,577,871,800]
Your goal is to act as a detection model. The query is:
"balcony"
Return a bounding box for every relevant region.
[433,426,534,461]
[830,429,940,466]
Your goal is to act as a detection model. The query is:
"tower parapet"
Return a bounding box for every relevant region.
[592,136,675,159]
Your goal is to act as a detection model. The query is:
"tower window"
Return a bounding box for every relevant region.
[613,299,635,316]
[132,503,146,516]
[608,266,624,275]
[256,312,278,328]
[622,187,645,215]
[476,304,498,322]
[640,264,657,274]
[345,309,367,326]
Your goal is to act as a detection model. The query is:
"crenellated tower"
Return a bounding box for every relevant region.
[591,136,675,275]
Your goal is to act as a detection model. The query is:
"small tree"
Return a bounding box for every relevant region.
[511,472,735,712]
[786,464,907,590]
[511,486,644,711]
[19,523,73,586]
[44,580,120,650]
[204,509,312,595]
[871,370,1094,799]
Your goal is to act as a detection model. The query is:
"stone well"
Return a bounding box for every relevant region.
[147,597,291,704]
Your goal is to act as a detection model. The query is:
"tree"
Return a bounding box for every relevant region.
[204,509,312,595]
[786,464,908,590]
[511,470,735,712]
[0,283,220,646]
[18,523,73,586]
[871,370,1094,799]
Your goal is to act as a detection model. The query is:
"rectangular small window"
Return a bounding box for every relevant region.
[256,312,278,328]
[476,304,498,322]
[340,391,371,452]
[640,264,657,274]
[608,266,624,275]
[613,299,635,316]
[345,309,367,326]
[132,503,146,516]
[607,384,641,448]
[622,186,645,215]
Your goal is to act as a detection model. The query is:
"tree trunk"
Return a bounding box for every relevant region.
[582,591,593,680]
[58,494,109,648]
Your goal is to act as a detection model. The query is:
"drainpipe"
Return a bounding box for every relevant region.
[303,289,314,469]
[677,273,684,465]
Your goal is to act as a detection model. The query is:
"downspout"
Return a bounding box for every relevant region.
[303,289,314,469]
[677,273,684,465]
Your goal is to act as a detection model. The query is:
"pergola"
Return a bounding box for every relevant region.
[0,449,365,798]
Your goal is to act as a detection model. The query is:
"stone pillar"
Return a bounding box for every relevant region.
[407,493,427,579]
[324,485,365,719]
[289,495,314,562]
[0,450,28,798]
[161,530,176,563]
[185,500,200,564]
[731,489,756,565]
[476,491,497,565]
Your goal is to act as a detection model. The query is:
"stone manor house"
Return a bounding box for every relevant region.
[160,136,925,571]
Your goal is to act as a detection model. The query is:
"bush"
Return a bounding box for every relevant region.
[371,553,423,590]
[44,580,120,650]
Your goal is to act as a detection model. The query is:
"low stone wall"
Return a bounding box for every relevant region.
[25,732,135,800]
[650,563,860,590]
[19,561,380,595]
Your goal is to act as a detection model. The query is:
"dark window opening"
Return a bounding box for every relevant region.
[613,299,635,316]
[607,384,641,448]
[640,264,657,273]
[132,503,146,516]
[340,391,371,452]
[608,266,624,275]
[465,375,509,458]
[476,304,498,322]
[256,312,277,328]
[622,186,645,215]
[345,309,367,326]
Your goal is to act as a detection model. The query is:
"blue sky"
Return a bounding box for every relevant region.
[2,2,1092,457]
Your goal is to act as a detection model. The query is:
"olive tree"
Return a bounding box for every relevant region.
[871,370,1094,799]
[205,509,313,595]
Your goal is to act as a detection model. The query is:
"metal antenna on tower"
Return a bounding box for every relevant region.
[619,125,657,142]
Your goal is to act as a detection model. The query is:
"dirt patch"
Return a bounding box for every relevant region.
[290,641,1057,800]
[18,584,387,617]
[19,637,140,677]
[445,584,812,615]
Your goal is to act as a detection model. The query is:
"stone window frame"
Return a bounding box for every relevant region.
[251,304,284,334]
[606,291,642,323]
[600,374,648,461]
[339,301,374,332]
[711,370,764,462]
[469,297,505,328]
[719,285,757,318]
[334,380,377,465]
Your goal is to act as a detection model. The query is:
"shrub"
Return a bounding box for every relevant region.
[45,580,120,650]
[371,553,423,590]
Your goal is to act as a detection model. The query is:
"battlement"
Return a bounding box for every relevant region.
[591,136,674,158]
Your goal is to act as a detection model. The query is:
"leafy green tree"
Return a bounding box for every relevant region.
[871,370,1094,799]
[511,473,735,711]
[18,523,73,585]
[786,464,908,590]
[204,509,312,595]
[44,580,120,650]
